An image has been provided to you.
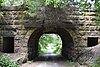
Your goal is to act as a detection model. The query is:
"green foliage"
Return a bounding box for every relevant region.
[22,0,42,16]
[38,34,62,55]
[26,61,32,64]
[79,0,90,9]
[0,0,68,16]
[0,0,5,6]
[79,0,100,9]
[65,60,76,67]
[0,0,24,6]
[45,0,66,8]
[79,0,100,24]
[0,0,100,24]
[91,57,100,67]
[0,54,18,67]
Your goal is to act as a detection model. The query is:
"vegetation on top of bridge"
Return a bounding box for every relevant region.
[0,0,100,14]
[0,0,100,24]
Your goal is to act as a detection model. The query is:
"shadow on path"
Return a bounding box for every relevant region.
[33,54,67,61]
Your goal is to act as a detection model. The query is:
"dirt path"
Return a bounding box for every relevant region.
[20,61,75,67]
[0,53,88,67]
[7,53,88,67]
[20,60,89,67]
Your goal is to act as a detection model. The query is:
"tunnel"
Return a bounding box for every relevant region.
[28,28,74,60]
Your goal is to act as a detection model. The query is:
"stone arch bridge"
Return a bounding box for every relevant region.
[0,5,100,60]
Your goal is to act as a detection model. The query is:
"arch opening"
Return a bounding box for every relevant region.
[28,28,74,60]
[38,33,62,56]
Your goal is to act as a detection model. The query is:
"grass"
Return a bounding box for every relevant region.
[91,56,100,67]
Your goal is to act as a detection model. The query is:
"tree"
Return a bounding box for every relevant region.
[38,34,62,55]
[0,0,100,17]
[79,0,100,24]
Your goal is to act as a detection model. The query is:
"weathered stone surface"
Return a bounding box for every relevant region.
[0,6,27,11]
[0,52,3,56]
[0,5,100,60]
[76,44,100,65]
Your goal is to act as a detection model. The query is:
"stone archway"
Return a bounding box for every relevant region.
[28,28,74,60]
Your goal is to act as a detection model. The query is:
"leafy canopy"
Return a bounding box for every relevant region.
[38,34,62,55]
[0,0,100,23]
[0,0,100,10]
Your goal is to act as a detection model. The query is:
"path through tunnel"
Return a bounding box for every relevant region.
[38,33,62,56]
[28,28,74,60]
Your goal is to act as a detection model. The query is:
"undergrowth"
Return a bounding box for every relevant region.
[0,54,18,67]
[91,56,100,67]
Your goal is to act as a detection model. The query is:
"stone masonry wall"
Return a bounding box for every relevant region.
[0,5,100,53]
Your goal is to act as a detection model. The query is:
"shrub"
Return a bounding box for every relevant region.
[91,56,100,67]
[0,54,18,67]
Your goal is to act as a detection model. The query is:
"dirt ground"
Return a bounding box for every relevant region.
[19,61,88,67]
